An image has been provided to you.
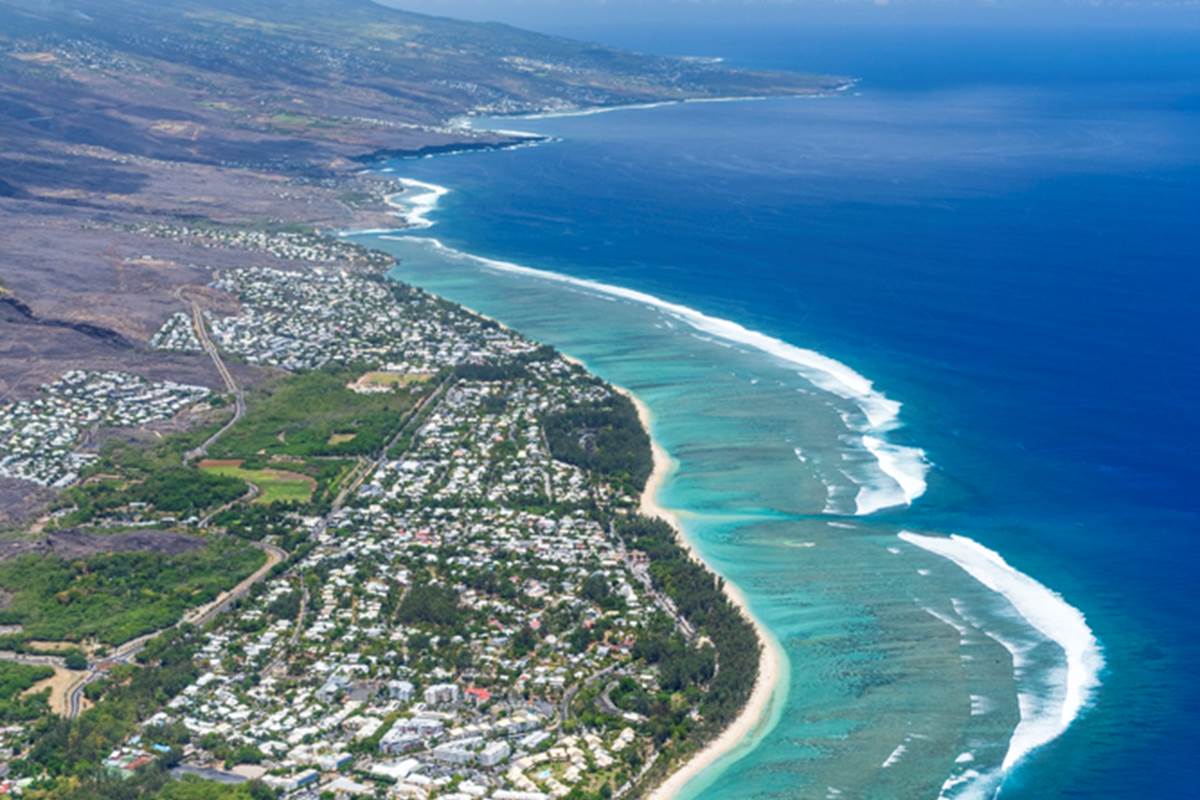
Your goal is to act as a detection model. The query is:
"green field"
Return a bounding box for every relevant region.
[210,368,426,460]
[0,538,265,646]
[199,461,315,505]
[59,414,248,525]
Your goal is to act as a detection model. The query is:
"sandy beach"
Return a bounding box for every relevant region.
[381,300,784,797]
[618,388,785,800]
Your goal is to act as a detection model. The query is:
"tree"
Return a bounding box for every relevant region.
[581,573,610,604]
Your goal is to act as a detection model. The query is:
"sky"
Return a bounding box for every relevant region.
[380,0,1200,33]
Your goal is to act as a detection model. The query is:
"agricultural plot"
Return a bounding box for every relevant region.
[198,460,316,505]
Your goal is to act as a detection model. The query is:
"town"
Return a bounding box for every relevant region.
[150,267,676,798]
[0,370,211,487]
[0,261,748,800]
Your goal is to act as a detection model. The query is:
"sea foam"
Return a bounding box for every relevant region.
[443,234,932,515]
[378,180,931,516]
[385,178,450,230]
[899,532,1104,783]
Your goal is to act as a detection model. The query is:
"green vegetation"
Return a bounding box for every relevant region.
[16,627,274,800]
[0,661,53,723]
[65,468,247,523]
[396,583,462,627]
[57,416,245,526]
[211,368,424,459]
[543,393,652,495]
[156,777,274,800]
[616,516,760,775]
[200,462,315,505]
[452,344,558,383]
[0,661,54,700]
[0,539,265,645]
[209,504,303,547]
[196,733,265,769]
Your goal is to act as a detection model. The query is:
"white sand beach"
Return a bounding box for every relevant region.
[619,389,785,800]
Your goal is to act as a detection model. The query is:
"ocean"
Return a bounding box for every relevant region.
[350,21,1200,799]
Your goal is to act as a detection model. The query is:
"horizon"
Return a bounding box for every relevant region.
[379,0,1200,32]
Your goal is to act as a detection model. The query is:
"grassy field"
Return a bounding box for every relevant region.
[211,369,426,460]
[199,460,316,505]
[59,413,246,525]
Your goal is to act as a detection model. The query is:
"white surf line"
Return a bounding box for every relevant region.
[368,91,928,517]
[333,178,451,238]
[881,743,908,769]
[459,82,859,124]
[898,532,1103,783]
[385,178,449,230]
[859,434,929,515]
[380,219,929,515]
[513,100,679,120]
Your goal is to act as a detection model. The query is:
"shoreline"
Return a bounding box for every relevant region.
[355,88,1105,800]
[453,81,859,125]
[617,386,785,800]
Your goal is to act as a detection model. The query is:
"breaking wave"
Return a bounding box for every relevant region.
[379,179,930,515]
[899,531,1104,795]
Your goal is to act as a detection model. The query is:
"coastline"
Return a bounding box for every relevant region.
[618,386,785,800]
[463,82,859,123]
[354,86,1108,800]
[370,198,1106,800]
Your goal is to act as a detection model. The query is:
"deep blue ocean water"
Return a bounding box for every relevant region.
[360,22,1200,799]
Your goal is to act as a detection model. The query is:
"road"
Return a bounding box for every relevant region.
[616,533,696,642]
[199,482,260,529]
[265,576,309,676]
[179,291,245,462]
[61,347,447,717]
[0,650,67,669]
[559,664,619,733]
[0,651,91,717]
[66,540,286,718]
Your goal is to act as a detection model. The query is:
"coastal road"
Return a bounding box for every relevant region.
[178,290,245,462]
[616,534,696,642]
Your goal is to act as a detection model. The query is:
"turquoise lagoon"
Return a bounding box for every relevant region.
[355,227,1087,800]
[344,28,1200,794]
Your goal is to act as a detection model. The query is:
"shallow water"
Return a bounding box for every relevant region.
[350,24,1200,798]
[359,233,1077,799]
